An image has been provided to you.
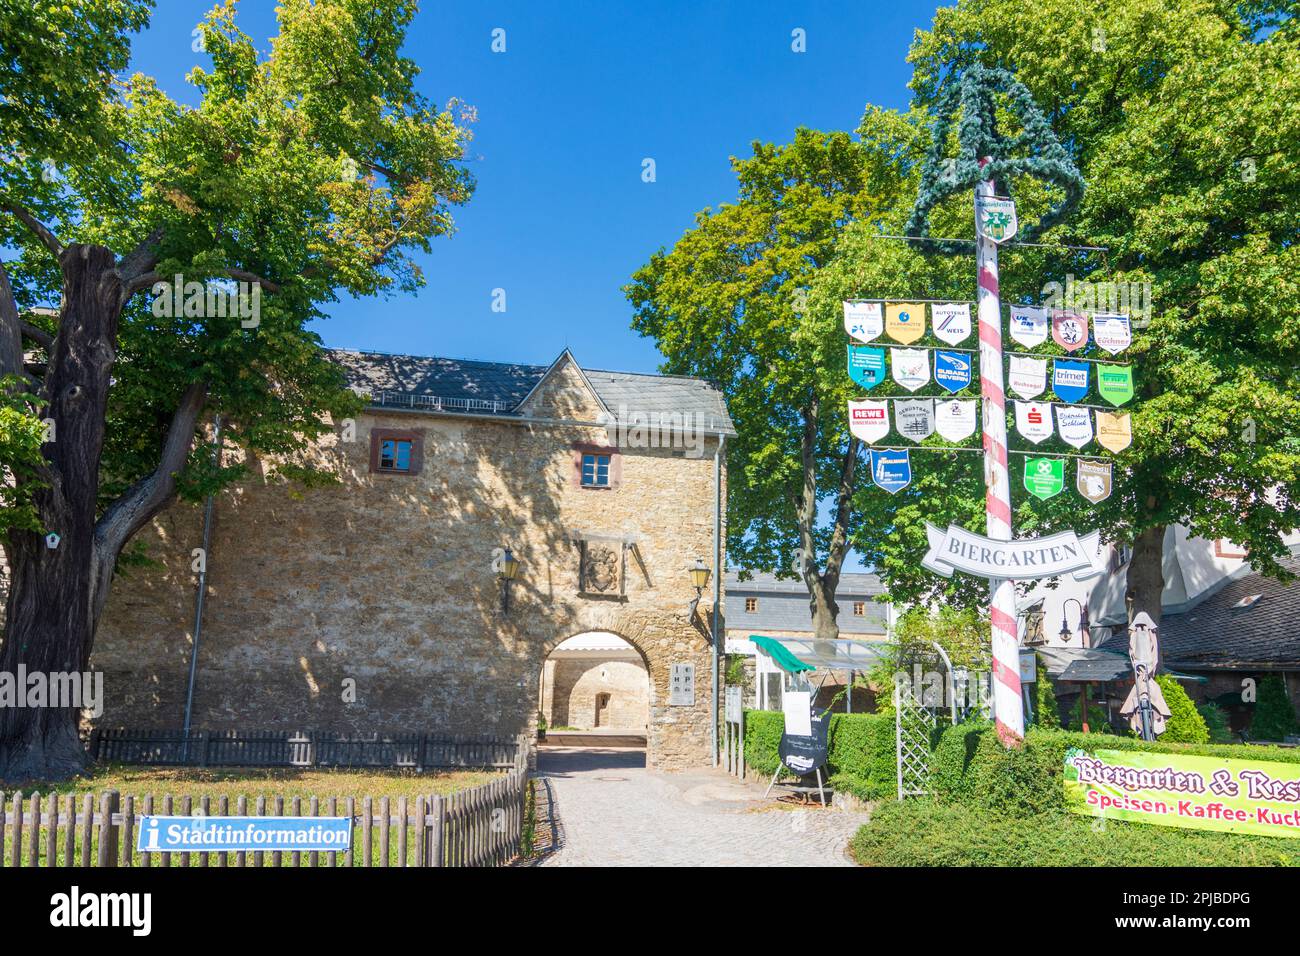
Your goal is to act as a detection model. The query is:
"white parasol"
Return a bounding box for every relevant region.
[1119,611,1171,738]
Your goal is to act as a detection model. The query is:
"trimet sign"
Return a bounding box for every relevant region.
[921,523,1107,582]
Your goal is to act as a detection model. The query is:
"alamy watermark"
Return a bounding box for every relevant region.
[0,666,104,718]
[1042,273,1152,327]
[150,274,261,328]
[895,665,992,714]
[601,404,708,458]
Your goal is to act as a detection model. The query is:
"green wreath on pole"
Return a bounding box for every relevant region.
[905,64,1086,255]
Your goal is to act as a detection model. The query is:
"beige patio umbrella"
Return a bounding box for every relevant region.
[1120,611,1171,739]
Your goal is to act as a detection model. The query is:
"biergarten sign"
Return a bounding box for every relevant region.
[1065,748,1300,839]
[921,523,1107,581]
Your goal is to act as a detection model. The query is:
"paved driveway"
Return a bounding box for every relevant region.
[536,747,869,867]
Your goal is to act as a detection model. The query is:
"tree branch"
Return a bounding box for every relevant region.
[115,226,166,281]
[121,266,281,302]
[0,201,64,259]
[90,380,209,619]
[19,321,53,351]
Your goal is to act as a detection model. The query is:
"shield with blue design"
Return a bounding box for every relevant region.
[1052,359,1090,404]
[870,448,912,495]
[934,350,972,394]
[846,344,886,390]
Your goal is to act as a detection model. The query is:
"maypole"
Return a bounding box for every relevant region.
[893,64,1087,748]
[974,169,1022,745]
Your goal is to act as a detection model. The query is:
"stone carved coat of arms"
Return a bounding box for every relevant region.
[580,542,624,596]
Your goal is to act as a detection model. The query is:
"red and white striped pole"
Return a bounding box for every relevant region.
[975,163,1024,746]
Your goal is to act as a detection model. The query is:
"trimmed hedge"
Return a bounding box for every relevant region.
[1155,673,1210,743]
[931,720,1300,816]
[1252,674,1300,741]
[851,799,1300,867]
[742,710,896,800]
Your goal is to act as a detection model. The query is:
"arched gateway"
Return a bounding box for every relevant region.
[92,348,732,771]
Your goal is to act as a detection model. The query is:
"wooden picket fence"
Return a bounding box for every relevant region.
[0,752,531,868]
[91,729,523,771]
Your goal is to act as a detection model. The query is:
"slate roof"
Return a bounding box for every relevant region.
[328,348,735,433]
[725,571,889,635]
[1094,554,1300,670]
[1035,646,1130,681]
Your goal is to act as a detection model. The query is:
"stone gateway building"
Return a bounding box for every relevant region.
[93,349,733,770]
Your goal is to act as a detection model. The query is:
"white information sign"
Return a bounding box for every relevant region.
[782,691,813,737]
[920,522,1108,582]
[669,663,695,706]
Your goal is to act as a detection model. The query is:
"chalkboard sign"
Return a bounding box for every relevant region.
[778,706,830,777]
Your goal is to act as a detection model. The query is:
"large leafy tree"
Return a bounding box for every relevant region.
[628,120,932,641]
[855,0,1300,627]
[0,0,474,779]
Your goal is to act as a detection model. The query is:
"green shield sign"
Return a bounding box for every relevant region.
[1024,457,1064,500]
[1097,364,1134,407]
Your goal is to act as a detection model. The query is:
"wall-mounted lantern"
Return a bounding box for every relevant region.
[499,548,520,614]
[686,558,711,619]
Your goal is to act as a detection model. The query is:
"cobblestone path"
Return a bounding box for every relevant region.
[536,746,869,867]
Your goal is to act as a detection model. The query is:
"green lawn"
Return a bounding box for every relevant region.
[1,764,507,867]
[20,763,496,802]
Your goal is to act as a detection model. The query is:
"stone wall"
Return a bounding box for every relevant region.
[93,360,726,770]
[544,658,649,731]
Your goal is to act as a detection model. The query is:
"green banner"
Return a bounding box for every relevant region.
[1097,364,1134,406]
[1065,747,1300,838]
[1023,457,1064,500]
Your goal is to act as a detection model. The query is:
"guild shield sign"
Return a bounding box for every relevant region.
[847,399,890,444]
[1052,359,1090,404]
[934,350,972,394]
[870,448,912,494]
[1076,459,1113,503]
[890,348,930,391]
[1092,314,1132,355]
[847,344,887,390]
[1009,355,1047,400]
[1051,310,1088,351]
[1010,306,1049,348]
[1024,457,1065,500]
[1096,411,1133,453]
[1097,364,1134,407]
[843,301,884,343]
[931,302,972,345]
[894,399,935,443]
[885,302,926,344]
[977,197,1018,243]
[934,399,977,442]
[1015,400,1054,444]
[1055,405,1094,449]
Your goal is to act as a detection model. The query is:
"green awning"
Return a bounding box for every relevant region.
[750,635,816,674]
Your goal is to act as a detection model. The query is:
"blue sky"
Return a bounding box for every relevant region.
[130,0,938,372]
[130,1,947,573]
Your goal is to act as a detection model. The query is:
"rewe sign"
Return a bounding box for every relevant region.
[921,523,1107,581]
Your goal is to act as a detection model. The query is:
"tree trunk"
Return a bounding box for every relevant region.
[0,244,123,781]
[794,395,861,652]
[1126,524,1166,668]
